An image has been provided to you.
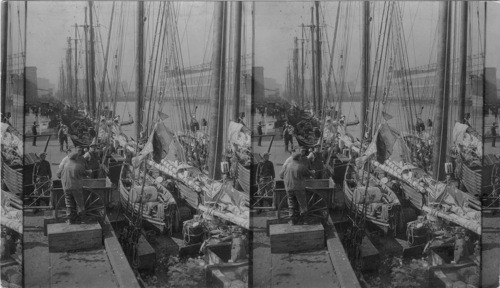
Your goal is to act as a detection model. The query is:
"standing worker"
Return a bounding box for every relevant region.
[279,152,313,225]
[257,121,263,146]
[56,152,90,224]
[58,124,69,152]
[492,122,498,147]
[255,152,275,207]
[32,121,39,146]
[283,122,294,153]
[308,145,325,179]
[84,143,101,178]
[32,152,52,212]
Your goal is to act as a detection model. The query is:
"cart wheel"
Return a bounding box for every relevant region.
[276,189,328,223]
[55,190,105,222]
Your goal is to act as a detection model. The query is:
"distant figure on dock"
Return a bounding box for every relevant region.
[279,152,313,225]
[58,124,69,152]
[283,122,294,152]
[56,151,91,224]
[257,121,263,146]
[256,152,275,207]
[190,115,200,132]
[32,121,39,146]
[491,122,497,147]
[426,118,433,129]
[415,118,425,133]
[463,113,471,127]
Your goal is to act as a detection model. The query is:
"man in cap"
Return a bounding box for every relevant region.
[57,151,90,224]
[279,151,313,225]
[283,122,294,153]
[84,142,101,178]
[492,121,498,147]
[255,152,275,207]
[58,124,69,152]
[32,121,39,146]
[32,152,52,212]
[257,121,263,146]
[308,145,325,179]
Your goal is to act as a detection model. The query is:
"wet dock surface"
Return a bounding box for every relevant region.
[23,117,122,288]
[24,211,119,288]
[251,127,342,287]
[251,212,339,288]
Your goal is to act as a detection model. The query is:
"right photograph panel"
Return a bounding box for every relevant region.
[250,1,486,287]
[482,2,500,288]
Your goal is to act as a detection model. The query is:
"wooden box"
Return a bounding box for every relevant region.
[269,223,324,253]
[360,236,380,271]
[47,223,102,252]
[137,234,155,271]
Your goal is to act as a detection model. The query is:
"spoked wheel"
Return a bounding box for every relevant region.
[55,189,105,223]
[277,189,328,224]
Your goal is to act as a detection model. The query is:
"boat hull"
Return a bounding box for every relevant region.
[118,165,179,234]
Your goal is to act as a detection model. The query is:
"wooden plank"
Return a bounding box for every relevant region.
[102,216,141,288]
[47,222,102,252]
[325,216,362,288]
[270,223,324,253]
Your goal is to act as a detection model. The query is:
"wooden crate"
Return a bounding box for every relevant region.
[269,223,325,253]
[137,234,155,271]
[47,222,102,252]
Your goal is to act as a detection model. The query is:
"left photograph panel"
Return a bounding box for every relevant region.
[1,1,25,288]
[2,1,251,287]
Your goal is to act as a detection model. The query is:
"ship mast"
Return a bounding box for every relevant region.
[88,1,97,118]
[310,7,316,114]
[432,1,452,181]
[208,2,228,180]
[315,1,322,117]
[1,2,8,117]
[232,1,242,121]
[74,24,78,108]
[360,1,370,140]
[84,7,90,115]
[136,1,144,141]
[458,2,468,123]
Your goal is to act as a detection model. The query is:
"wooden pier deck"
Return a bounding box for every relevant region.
[23,115,139,288]
[251,127,360,287]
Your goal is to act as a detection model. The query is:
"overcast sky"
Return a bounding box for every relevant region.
[6,1,499,90]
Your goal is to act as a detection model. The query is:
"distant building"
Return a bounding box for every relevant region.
[485,67,499,106]
[25,66,38,102]
[390,54,484,107]
[37,77,55,97]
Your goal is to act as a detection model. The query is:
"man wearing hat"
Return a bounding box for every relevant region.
[84,141,101,178]
[491,121,497,147]
[57,151,90,224]
[257,121,263,146]
[58,123,69,152]
[308,145,325,179]
[32,152,52,212]
[279,151,313,225]
[32,121,39,146]
[255,152,275,207]
[283,122,294,152]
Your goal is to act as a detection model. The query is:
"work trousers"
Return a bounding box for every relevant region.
[59,137,68,151]
[286,189,307,219]
[64,188,85,219]
[284,136,294,152]
[32,135,37,146]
